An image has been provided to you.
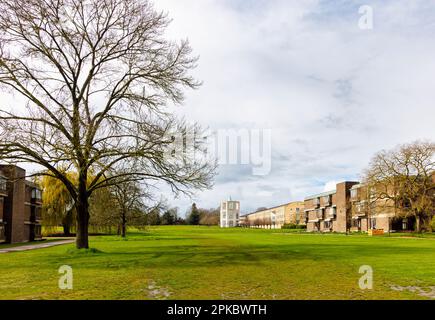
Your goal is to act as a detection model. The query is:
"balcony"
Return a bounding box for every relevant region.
[326,207,336,219]
[322,195,331,206]
[353,203,367,217]
[316,209,324,220]
[350,189,359,202]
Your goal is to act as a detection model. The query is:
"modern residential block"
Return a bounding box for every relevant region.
[304,181,359,233]
[0,165,42,244]
[349,183,415,233]
[243,201,305,229]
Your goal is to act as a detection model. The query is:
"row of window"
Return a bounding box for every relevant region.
[222,213,238,220]
[221,201,240,210]
[0,177,6,191]
[313,195,332,206]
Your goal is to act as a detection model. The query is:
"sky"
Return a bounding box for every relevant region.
[2,0,435,216]
[151,0,435,215]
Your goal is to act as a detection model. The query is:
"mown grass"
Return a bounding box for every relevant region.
[0,226,434,300]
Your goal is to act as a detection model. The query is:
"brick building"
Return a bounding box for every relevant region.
[349,183,416,233]
[0,165,42,244]
[304,181,359,233]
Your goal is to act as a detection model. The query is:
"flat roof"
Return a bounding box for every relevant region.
[304,189,336,201]
[244,201,304,216]
[351,183,364,190]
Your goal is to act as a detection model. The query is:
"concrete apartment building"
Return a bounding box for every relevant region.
[305,181,359,233]
[220,200,240,228]
[0,165,43,244]
[243,201,305,229]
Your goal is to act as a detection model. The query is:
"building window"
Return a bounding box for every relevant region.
[402,219,408,230]
[0,224,5,240]
[351,189,358,199]
[222,203,227,210]
[0,177,6,191]
[324,221,332,229]
[31,188,42,200]
[228,202,234,210]
[371,218,377,229]
[352,219,361,228]
[35,225,42,237]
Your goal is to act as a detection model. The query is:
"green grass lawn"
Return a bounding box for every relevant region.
[1,226,434,300]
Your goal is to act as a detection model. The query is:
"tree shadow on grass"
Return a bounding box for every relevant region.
[42,242,435,270]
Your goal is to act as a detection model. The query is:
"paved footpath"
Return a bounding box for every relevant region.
[0,239,74,253]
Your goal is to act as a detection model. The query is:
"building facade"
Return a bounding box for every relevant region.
[243,201,305,229]
[0,165,42,244]
[220,200,240,228]
[305,181,359,233]
[349,183,416,233]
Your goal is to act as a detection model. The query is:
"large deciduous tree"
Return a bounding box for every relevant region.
[0,0,215,248]
[364,141,435,232]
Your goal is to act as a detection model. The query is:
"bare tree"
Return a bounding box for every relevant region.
[111,179,153,237]
[364,141,435,232]
[0,0,215,248]
[198,207,220,226]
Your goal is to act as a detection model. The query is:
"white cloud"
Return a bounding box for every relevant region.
[151,0,435,215]
[2,0,435,215]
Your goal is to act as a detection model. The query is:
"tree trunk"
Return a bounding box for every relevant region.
[62,209,74,236]
[75,178,90,249]
[121,211,127,238]
[62,223,71,237]
[416,215,421,233]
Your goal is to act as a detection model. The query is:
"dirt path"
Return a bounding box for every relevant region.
[0,240,74,253]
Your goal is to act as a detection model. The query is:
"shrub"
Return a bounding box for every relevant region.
[282,224,307,230]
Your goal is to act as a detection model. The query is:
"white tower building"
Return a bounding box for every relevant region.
[220,199,240,228]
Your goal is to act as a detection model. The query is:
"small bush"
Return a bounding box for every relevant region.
[431,217,435,232]
[282,224,307,230]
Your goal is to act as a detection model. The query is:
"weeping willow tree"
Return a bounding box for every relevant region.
[41,170,102,235]
[41,173,76,236]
